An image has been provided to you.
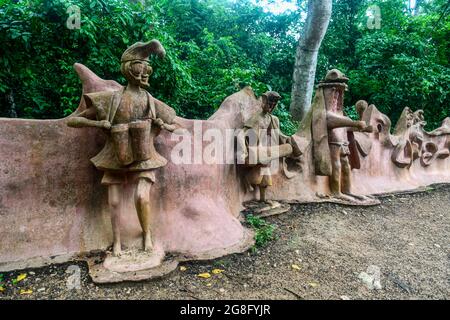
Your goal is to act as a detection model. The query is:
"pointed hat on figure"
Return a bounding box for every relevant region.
[121,39,166,63]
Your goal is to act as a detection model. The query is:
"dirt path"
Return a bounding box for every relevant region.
[1,186,449,300]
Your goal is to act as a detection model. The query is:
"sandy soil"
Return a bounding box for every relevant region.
[1,185,449,300]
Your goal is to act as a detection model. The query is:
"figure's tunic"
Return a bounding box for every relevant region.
[244,111,279,131]
[82,87,176,185]
[243,111,282,187]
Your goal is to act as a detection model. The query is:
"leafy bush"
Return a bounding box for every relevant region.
[245,214,277,251]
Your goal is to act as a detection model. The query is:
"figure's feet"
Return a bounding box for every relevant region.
[143,233,153,252]
[343,192,372,201]
[113,241,122,257]
[265,200,281,208]
[316,192,330,199]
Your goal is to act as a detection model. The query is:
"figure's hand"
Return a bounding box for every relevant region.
[99,120,111,130]
[154,118,164,127]
[356,121,366,130]
[161,123,176,132]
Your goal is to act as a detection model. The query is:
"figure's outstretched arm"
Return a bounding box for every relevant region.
[67,108,111,129]
[67,117,111,129]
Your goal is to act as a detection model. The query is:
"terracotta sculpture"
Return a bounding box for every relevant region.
[4,63,450,281]
[309,69,373,202]
[429,117,450,136]
[67,40,178,256]
[392,107,424,167]
[238,91,301,202]
[357,101,394,147]
[392,107,449,168]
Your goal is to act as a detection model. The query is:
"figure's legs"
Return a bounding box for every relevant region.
[329,146,354,202]
[246,166,263,200]
[341,155,352,195]
[259,185,267,202]
[259,173,272,203]
[108,184,122,256]
[135,178,153,252]
[329,145,342,196]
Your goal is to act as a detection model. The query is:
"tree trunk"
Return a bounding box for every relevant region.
[290,0,332,121]
[411,0,421,15]
[6,89,18,118]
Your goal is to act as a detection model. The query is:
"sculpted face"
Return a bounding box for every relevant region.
[126,60,153,88]
[262,93,281,113]
[323,86,345,113]
[263,100,276,113]
[320,69,349,113]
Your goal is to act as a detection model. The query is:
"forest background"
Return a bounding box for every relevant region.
[0,0,449,134]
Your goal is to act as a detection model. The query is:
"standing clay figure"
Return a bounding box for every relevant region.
[310,69,373,202]
[67,40,178,256]
[239,91,301,202]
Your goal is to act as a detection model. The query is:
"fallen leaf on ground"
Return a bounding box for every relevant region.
[206,283,212,287]
[198,273,211,279]
[291,264,301,271]
[19,289,33,295]
[309,282,319,288]
[212,269,225,274]
[0,286,5,293]
[179,266,187,272]
[16,274,27,282]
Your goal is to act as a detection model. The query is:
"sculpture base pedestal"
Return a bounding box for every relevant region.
[326,198,380,206]
[311,194,381,206]
[87,230,256,284]
[103,247,166,273]
[88,249,178,284]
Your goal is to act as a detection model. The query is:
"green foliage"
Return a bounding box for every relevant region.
[245,214,276,251]
[319,0,450,130]
[0,0,298,133]
[0,0,448,131]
